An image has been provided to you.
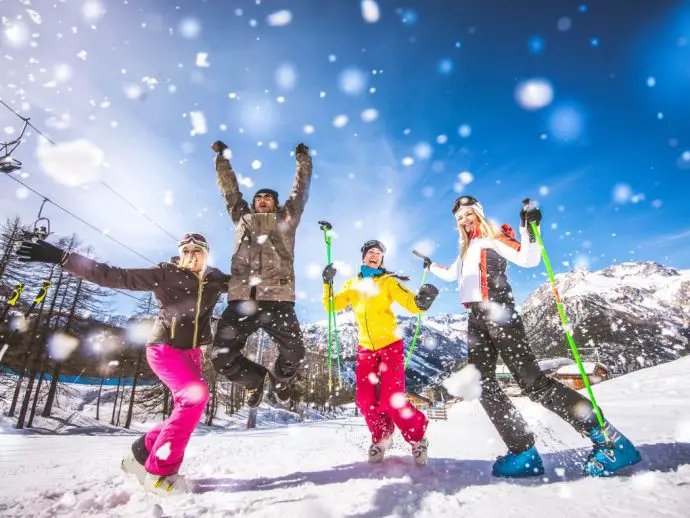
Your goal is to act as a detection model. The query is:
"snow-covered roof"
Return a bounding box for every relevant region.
[556,362,607,375]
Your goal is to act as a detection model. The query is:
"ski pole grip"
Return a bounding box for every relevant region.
[318,220,332,231]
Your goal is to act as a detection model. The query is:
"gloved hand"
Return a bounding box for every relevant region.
[415,283,439,311]
[211,140,228,154]
[520,199,543,243]
[296,143,310,155]
[16,240,67,264]
[322,263,337,283]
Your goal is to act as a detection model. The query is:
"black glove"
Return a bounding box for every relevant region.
[296,143,309,155]
[16,240,66,264]
[322,263,336,283]
[211,140,228,154]
[520,199,543,243]
[415,283,439,311]
[421,255,432,269]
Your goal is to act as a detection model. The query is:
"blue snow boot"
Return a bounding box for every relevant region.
[492,446,545,478]
[583,421,641,477]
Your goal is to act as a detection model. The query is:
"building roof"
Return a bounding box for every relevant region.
[555,362,608,376]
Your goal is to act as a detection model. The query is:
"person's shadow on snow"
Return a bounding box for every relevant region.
[193,442,690,518]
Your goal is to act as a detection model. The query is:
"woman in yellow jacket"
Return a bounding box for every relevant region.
[322,240,438,465]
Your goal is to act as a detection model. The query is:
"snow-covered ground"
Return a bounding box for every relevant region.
[2,357,690,517]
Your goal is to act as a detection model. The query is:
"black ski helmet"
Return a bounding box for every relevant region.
[361,240,386,260]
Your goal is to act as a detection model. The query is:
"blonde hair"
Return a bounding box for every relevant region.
[458,208,501,259]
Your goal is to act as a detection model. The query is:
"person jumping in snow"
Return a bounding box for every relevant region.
[322,240,439,466]
[423,196,641,477]
[16,233,228,495]
[209,140,312,407]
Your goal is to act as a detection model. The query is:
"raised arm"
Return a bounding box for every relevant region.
[62,253,166,291]
[321,263,351,312]
[492,225,542,268]
[429,255,460,282]
[283,143,313,221]
[212,140,251,225]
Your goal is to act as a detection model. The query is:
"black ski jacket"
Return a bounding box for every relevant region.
[62,253,229,349]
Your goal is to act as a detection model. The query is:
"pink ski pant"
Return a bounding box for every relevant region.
[355,340,428,444]
[143,343,209,476]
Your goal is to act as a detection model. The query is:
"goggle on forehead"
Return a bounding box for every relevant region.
[362,240,386,254]
[452,196,482,214]
[178,233,209,250]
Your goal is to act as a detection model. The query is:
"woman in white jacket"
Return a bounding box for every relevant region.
[426,195,640,478]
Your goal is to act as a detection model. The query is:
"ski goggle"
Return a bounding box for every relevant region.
[452,195,483,215]
[361,240,386,255]
[178,233,209,250]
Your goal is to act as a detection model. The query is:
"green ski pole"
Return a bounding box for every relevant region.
[319,220,342,392]
[405,250,430,369]
[529,215,608,440]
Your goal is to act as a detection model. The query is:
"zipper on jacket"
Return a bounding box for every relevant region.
[362,279,376,350]
[170,316,177,340]
[192,273,205,348]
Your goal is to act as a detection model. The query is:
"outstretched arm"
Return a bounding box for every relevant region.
[283,143,313,221]
[429,256,460,282]
[62,253,165,291]
[212,140,251,225]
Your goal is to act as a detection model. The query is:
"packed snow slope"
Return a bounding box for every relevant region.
[2,357,690,518]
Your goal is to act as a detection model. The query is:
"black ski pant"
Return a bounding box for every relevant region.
[467,301,601,453]
[211,300,305,389]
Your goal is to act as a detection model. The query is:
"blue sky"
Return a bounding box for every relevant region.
[1,0,689,323]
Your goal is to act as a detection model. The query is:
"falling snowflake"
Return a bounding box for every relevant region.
[251,160,262,170]
[361,1,380,23]
[442,365,482,400]
[275,63,298,90]
[333,115,349,128]
[189,111,208,136]
[164,191,174,206]
[266,10,292,26]
[82,1,106,23]
[515,79,554,110]
[414,142,432,160]
[178,17,201,39]
[458,124,472,138]
[338,68,367,96]
[361,108,379,122]
[437,134,448,144]
[303,125,315,134]
[195,52,210,67]
[401,156,414,166]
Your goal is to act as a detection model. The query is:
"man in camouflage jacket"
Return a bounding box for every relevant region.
[210,140,312,407]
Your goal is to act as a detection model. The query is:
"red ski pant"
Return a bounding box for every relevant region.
[355,340,428,444]
[144,343,209,476]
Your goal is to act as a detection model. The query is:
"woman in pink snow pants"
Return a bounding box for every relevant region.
[17,233,229,495]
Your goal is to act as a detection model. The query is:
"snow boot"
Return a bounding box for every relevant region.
[269,373,291,404]
[368,436,392,464]
[492,446,545,478]
[583,421,641,477]
[411,437,429,466]
[143,472,190,496]
[121,435,149,484]
[246,374,267,408]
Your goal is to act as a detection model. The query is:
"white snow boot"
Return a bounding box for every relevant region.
[411,437,429,466]
[121,451,147,485]
[368,436,391,464]
[143,472,191,496]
